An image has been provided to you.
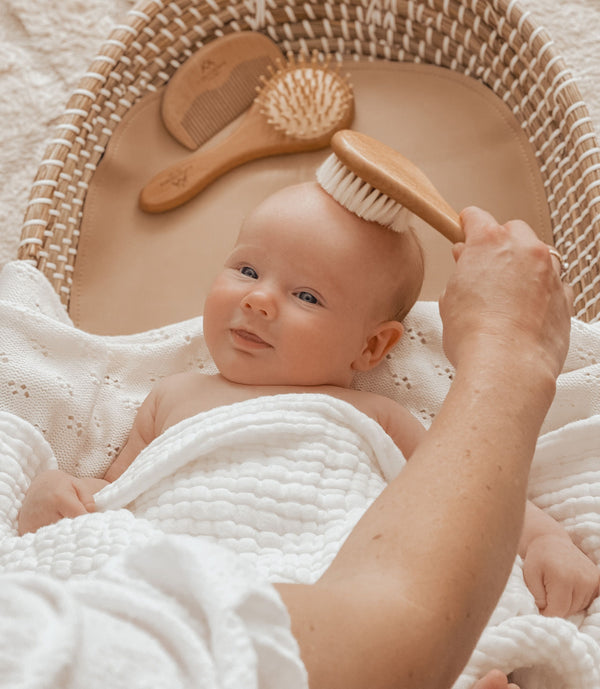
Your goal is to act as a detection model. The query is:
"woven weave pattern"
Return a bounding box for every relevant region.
[17,0,600,322]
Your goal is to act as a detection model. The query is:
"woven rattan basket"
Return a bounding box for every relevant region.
[17,0,600,323]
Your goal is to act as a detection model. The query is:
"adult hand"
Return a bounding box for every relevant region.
[439,207,572,379]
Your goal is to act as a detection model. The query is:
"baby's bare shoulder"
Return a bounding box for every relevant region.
[334,388,426,458]
[327,386,397,417]
[152,371,220,433]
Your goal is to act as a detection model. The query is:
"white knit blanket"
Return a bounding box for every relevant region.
[1,259,600,688]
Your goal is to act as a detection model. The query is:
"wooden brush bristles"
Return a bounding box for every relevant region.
[255,52,353,141]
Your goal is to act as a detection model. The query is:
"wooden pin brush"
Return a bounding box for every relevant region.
[317,130,464,243]
[140,53,354,213]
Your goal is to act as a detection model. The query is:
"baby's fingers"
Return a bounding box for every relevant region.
[73,480,98,514]
[524,562,572,617]
[57,491,92,519]
[522,562,547,612]
[570,571,600,615]
[470,669,520,689]
[542,582,573,617]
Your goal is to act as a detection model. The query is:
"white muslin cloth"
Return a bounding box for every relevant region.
[0,533,307,689]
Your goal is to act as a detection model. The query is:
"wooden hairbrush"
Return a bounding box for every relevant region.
[140,53,354,213]
[162,32,284,150]
[317,130,464,243]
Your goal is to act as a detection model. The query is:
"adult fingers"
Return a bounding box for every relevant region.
[441,205,571,374]
[547,246,565,277]
[545,247,575,315]
[451,242,465,262]
[565,283,575,316]
[459,206,501,236]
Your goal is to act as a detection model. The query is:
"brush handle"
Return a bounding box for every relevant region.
[140,107,284,213]
[408,186,463,244]
[331,130,464,244]
[140,104,339,213]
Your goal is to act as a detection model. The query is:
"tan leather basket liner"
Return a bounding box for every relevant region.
[72,61,551,335]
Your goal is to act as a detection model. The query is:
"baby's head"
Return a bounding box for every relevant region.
[203,181,424,387]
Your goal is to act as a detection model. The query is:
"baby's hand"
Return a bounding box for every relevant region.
[523,533,600,617]
[18,469,106,535]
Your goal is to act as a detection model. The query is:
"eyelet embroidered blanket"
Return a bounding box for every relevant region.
[0,259,600,688]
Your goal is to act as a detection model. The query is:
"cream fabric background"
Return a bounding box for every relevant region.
[1,0,599,268]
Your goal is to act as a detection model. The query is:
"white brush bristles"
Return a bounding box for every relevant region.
[316,153,408,232]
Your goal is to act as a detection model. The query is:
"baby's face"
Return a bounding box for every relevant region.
[203,183,404,387]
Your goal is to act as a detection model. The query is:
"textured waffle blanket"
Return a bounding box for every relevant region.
[0,260,600,688]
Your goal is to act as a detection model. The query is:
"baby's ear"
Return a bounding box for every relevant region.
[351,321,404,372]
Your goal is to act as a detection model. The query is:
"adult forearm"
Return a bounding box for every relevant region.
[369,354,555,649]
[279,352,556,689]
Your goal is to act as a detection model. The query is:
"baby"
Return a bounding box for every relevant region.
[19,182,598,629]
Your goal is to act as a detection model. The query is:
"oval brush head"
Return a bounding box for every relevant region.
[140,53,354,214]
[317,130,464,243]
[255,53,354,142]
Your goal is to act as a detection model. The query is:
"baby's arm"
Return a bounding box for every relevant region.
[520,500,599,616]
[377,394,599,617]
[103,386,159,483]
[373,395,427,459]
[18,387,159,535]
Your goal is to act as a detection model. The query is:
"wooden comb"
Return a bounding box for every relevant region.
[162,32,284,150]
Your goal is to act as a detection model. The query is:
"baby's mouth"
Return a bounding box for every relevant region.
[231,329,272,348]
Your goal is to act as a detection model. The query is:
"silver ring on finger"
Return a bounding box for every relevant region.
[548,247,569,280]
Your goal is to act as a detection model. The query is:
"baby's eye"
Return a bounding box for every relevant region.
[240,266,258,279]
[295,291,319,305]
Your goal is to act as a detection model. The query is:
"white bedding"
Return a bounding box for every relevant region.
[0,259,600,687]
[1,530,308,689]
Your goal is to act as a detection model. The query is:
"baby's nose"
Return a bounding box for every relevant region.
[242,289,277,318]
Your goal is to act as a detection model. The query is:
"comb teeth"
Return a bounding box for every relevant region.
[180,55,278,147]
[317,154,407,230]
[255,52,353,141]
